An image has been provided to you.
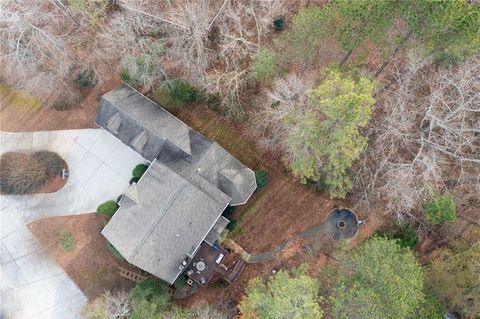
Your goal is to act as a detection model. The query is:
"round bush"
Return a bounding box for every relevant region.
[129,176,140,185]
[0,151,64,195]
[163,79,198,106]
[97,200,118,219]
[273,16,285,31]
[132,164,148,178]
[75,69,97,88]
[426,194,456,225]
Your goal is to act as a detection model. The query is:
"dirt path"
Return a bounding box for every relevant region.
[231,209,359,263]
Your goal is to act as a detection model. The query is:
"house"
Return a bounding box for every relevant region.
[96,84,256,285]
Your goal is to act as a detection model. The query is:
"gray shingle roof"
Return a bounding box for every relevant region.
[102,161,231,284]
[97,84,256,283]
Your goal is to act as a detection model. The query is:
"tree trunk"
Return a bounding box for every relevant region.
[374,30,413,78]
[340,50,353,68]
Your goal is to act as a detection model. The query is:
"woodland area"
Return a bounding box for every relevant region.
[1,0,479,318]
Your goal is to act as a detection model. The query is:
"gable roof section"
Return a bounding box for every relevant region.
[96,84,191,161]
[97,84,256,206]
[102,160,231,284]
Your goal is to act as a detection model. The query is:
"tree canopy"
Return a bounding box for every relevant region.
[428,241,480,317]
[284,70,375,198]
[238,264,323,319]
[400,0,480,61]
[330,237,425,319]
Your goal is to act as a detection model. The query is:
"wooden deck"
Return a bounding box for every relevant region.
[184,241,245,286]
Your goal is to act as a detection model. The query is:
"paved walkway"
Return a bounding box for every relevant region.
[1,129,145,319]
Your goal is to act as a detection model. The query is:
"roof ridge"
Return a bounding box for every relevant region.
[104,84,192,155]
[129,162,190,260]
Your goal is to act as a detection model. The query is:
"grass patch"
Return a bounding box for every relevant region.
[0,84,42,110]
[255,170,269,191]
[229,192,266,238]
[58,231,76,252]
[107,242,125,261]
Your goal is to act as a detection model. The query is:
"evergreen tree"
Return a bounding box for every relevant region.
[285,70,375,198]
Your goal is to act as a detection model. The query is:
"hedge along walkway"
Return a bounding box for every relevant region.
[226,210,359,263]
[0,128,145,319]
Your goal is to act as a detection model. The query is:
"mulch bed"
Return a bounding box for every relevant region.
[28,213,138,300]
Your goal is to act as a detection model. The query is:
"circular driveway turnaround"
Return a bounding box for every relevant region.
[1,129,145,319]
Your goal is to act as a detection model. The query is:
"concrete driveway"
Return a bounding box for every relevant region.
[0,129,145,223]
[1,129,146,318]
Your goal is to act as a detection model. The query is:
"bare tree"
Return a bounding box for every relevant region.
[119,0,284,116]
[252,73,312,150]
[354,51,480,220]
[81,290,132,319]
[0,0,79,104]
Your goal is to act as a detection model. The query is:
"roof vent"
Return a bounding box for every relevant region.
[130,130,148,152]
[106,112,122,134]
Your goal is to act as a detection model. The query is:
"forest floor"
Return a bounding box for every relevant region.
[0,79,120,132]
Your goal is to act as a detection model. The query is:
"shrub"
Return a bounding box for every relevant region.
[129,177,140,185]
[167,80,198,104]
[222,206,235,219]
[0,151,64,195]
[59,231,76,252]
[75,69,97,88]
[255,170,269,191]
[378,223,418,249]
[273,16,285,31]
[107,242,124,261]
[97,200,118,219]
[132,164,149,178]
[173,275,187,289]
[31,151,64,177]
[426,194,456,225]
[251,49,277,81]
[226,219,237,231]
[52,100,71,111]
[131,280,171,313]
[153,79,198,111]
